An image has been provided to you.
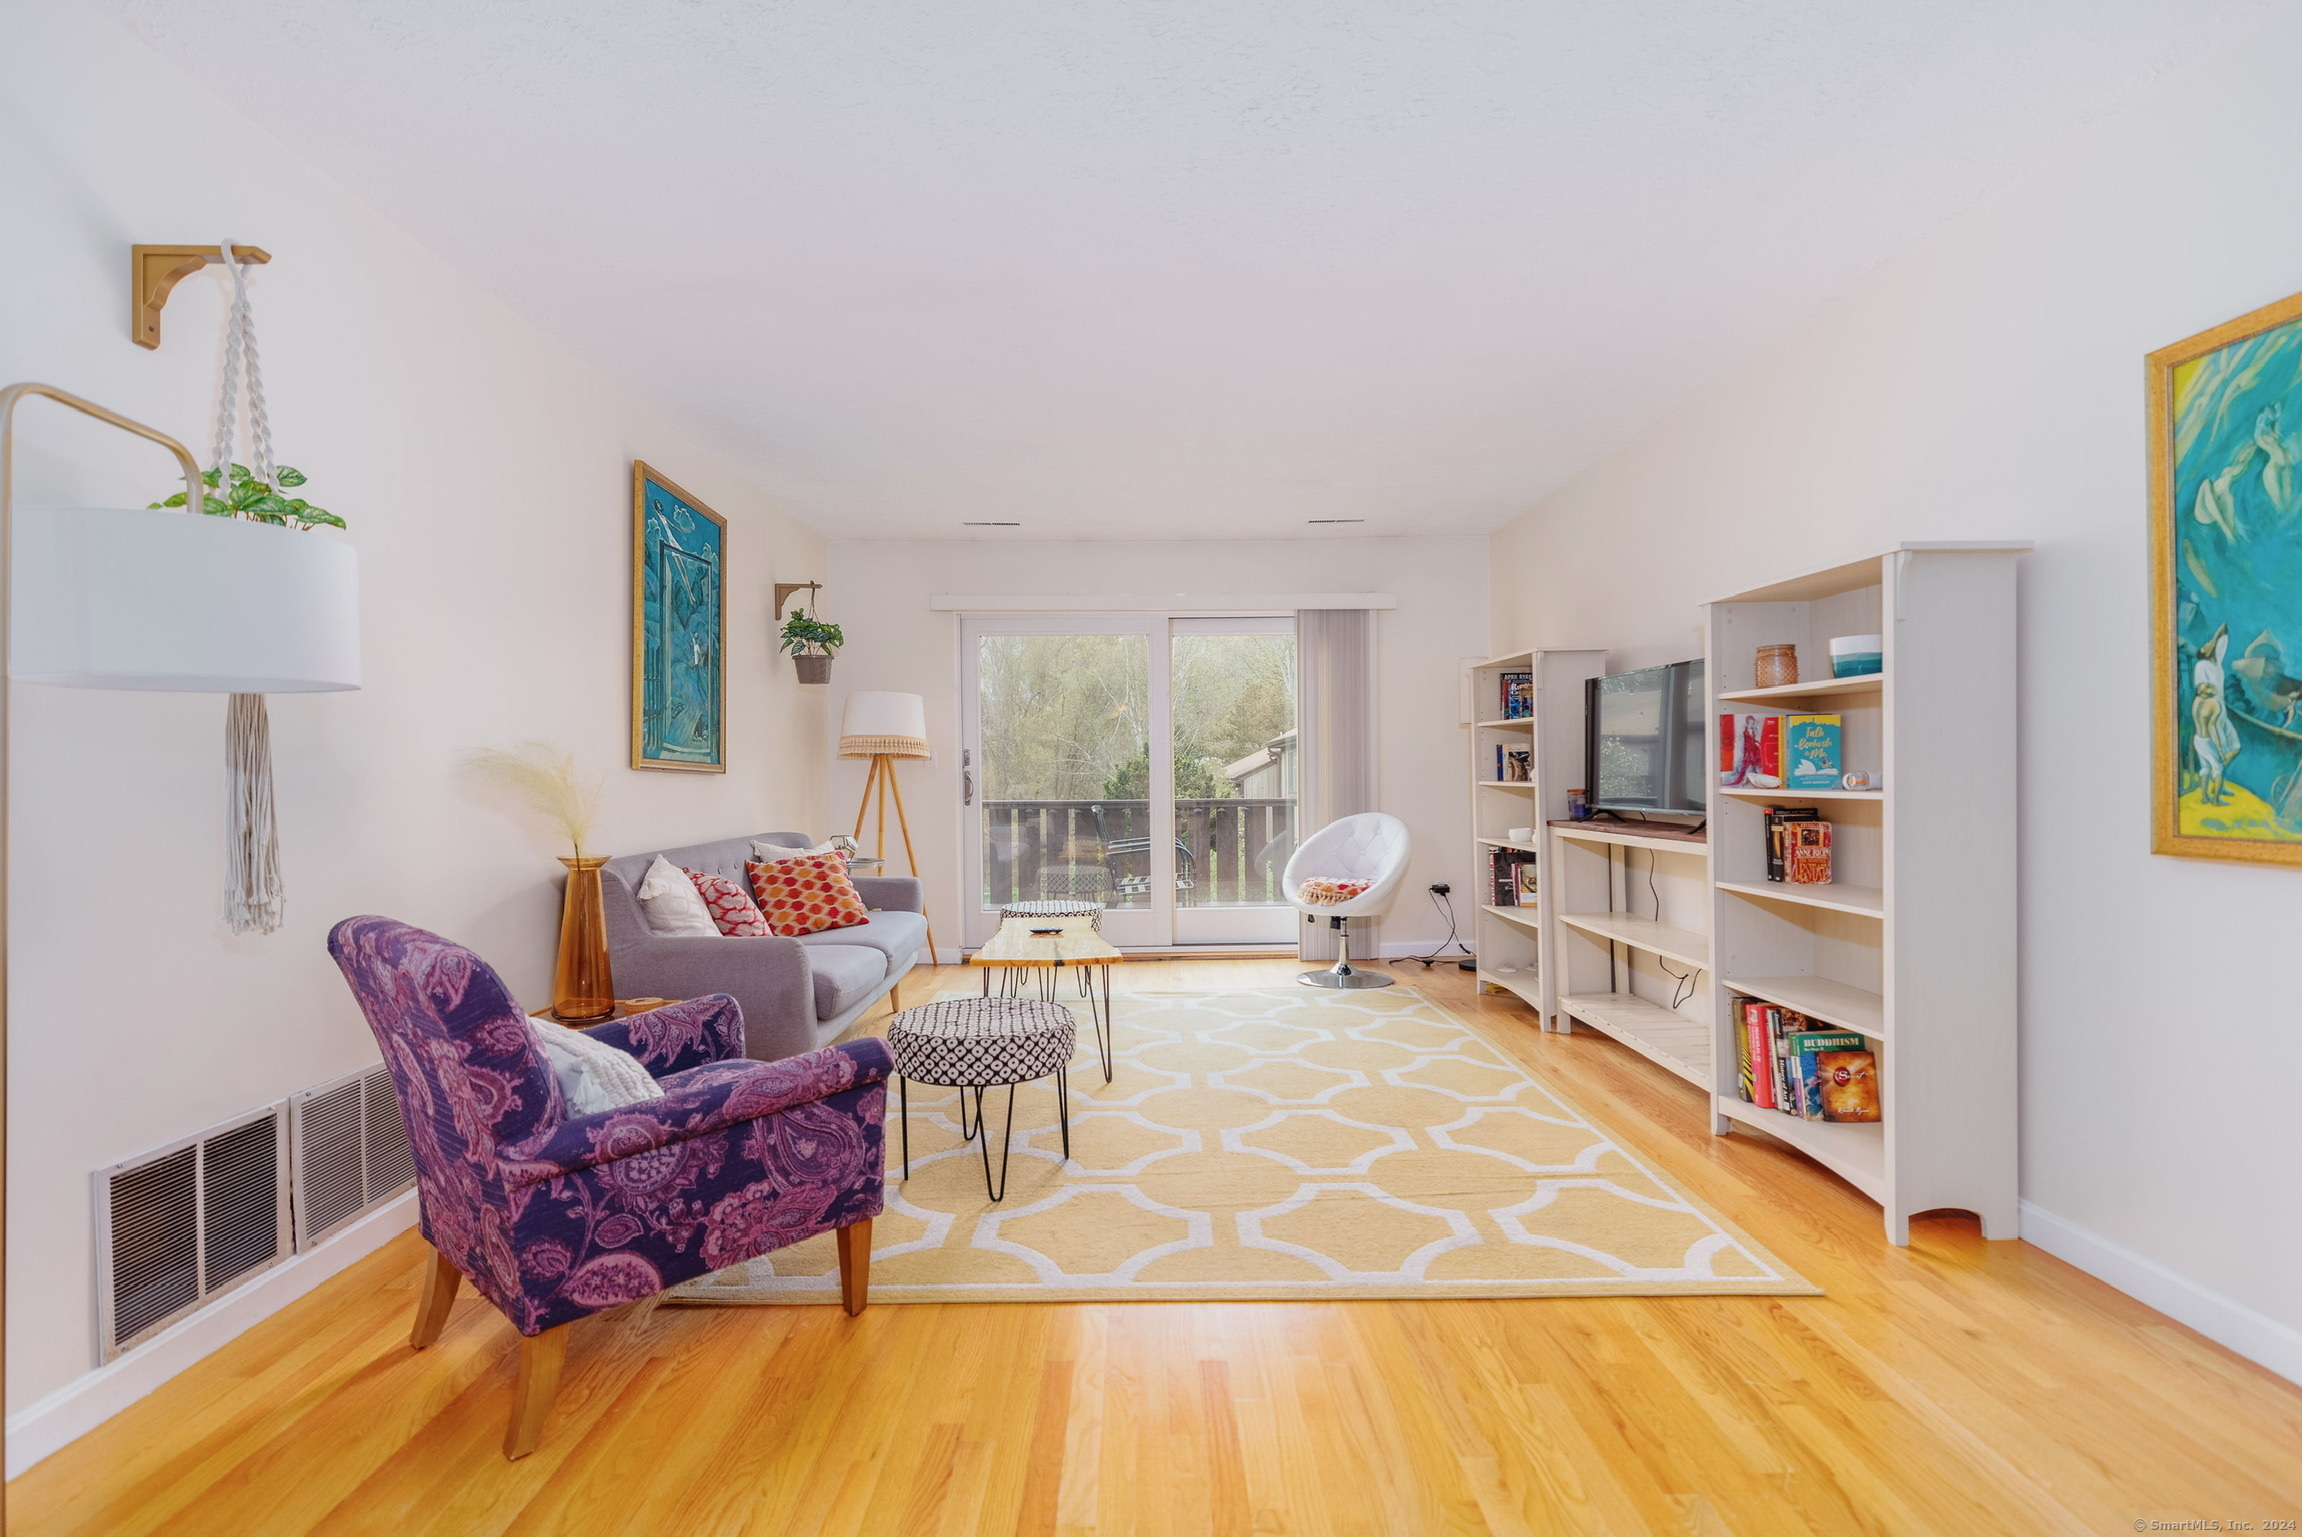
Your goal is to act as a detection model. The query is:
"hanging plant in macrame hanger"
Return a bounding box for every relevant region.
[148,242,351,934]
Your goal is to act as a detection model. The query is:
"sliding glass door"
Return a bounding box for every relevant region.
[961,613,1298,949]
[1170,617,1298,945]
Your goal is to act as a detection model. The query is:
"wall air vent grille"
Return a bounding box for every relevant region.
[291,1064,416,1251]
[94,1103,291,1362]
[364,1067,415,1202]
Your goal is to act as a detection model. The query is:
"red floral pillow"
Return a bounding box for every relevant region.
[747,853,871,938]
[683,868,770,937]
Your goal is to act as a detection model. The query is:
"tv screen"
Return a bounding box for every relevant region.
[1586,660,1707,816]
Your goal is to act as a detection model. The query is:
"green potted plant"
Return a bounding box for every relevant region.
[780,609,843,684]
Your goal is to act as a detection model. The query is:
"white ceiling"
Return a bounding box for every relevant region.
[107,0,2272,541]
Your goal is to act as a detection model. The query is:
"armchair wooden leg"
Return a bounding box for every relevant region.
[836,1217,873,1317]
[503,1325,571,1461]
[411,1246,461,1350]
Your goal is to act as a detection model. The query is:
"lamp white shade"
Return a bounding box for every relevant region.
[839,689,929,758]
[11,505,361,692]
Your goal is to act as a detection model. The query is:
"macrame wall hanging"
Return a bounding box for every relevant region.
[211,242,286,934]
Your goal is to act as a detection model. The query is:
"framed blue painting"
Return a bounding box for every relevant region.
[632,461,726,773]
[2150,288,2302,863]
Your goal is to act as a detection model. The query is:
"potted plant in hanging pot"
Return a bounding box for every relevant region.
[780,609,843,685]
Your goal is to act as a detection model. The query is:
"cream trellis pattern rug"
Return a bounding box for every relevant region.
[670,987,1816,1305]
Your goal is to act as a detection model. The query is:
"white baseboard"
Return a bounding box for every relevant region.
[2020,1199,2302,1387]
[1375,941,1475,960]
[5,1190,419,1479]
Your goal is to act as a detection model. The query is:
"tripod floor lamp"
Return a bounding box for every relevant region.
[840,690,936,961]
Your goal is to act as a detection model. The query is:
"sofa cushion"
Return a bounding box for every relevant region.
[687,869,770,937]
[807,944,885,1021]
[791,908,927,970]
[747,853,871,937]
[637,855,718,937]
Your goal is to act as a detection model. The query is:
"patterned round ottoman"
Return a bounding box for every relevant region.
[885,997,1077,1202]
[998,898,1104,930]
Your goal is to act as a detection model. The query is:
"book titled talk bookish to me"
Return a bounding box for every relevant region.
[1784,713,1842,790]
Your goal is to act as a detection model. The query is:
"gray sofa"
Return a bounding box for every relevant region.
[602,832,928,1062]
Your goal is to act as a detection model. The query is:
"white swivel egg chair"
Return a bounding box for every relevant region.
[1282,812,1411,989]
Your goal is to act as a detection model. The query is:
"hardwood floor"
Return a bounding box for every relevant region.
[12,959,2300,1534]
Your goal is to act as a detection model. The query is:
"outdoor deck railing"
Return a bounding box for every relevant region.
[983,798,1298,908]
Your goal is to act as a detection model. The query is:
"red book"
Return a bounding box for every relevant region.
[1746,717,1782,787]
[1744,1001,1775,1109]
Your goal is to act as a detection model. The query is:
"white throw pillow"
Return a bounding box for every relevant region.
[750,838,847,864]
[636,854,717,937]
[531,1017,667,1116]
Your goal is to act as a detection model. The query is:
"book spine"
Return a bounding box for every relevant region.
[1746,1003,1774,1110]
[1769,1007,1792,1112]
[1736,1002,1754,1103]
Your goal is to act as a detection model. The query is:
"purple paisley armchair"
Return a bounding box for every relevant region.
[327,916,890,1458]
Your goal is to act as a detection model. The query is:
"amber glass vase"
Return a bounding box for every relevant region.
[552,856,616,1022]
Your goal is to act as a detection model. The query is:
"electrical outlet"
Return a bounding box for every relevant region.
[1429,882,1451,896]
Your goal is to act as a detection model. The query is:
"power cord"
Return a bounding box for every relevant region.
[1644,847,1701,1009]
[1400,883,1474,969]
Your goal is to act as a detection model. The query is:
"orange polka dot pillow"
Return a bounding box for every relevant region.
[747,852,871,938]
[683,868,771,937]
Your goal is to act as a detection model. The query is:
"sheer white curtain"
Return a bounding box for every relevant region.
[1294,608,1378,961]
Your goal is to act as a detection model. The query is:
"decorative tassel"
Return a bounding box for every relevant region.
[225,692,285,934]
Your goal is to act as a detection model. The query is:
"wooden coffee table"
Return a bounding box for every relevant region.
[969,915,1122,1081]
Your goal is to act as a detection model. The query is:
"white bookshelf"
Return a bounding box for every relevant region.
[1704,542,2028,1245]
[1548,817,1714,1089]
[1465,649,1605,1017]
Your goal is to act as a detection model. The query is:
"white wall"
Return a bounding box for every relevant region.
[2,0,827,1420]
[824,537,1490,957]
[1490,15,2302,1377]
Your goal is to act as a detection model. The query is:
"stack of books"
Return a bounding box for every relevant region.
[1733,997,1879,1122]
[1492,746,1532,782]
[1761,806,1832,883]
[1487,849,1538,906]
[1498,671,1533,720]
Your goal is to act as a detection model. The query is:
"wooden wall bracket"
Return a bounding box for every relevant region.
[774,581,823,617]
[131,244,270,350]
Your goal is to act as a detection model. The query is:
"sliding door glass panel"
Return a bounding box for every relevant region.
[976,631,1153,932]
[1172,618,1298,945]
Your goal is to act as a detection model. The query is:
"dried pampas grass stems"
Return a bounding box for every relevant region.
[466,742,602,858]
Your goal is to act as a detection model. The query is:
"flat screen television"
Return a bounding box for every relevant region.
[1584,659,1707,816]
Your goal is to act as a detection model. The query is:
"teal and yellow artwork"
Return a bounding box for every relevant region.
[2151,290,2302,863]
[631,462,726,773]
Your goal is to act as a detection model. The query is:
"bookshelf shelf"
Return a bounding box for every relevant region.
[1466,647,1607,1031]
[1476,968,1541,1008]
[1550,821,1712,856]
[1722,975,1885,1039]
[1718,879,1885,919]
[1716,673,1884,706]
[1554,910,1710,972]
[1557,993,1712,1089]
[1716,786,1882,804]
[1706,542,2026,1245]
[1717,1100,1887,1201]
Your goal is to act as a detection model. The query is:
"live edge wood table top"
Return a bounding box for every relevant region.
[968,915,1125,968]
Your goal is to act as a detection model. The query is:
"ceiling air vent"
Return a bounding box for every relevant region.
[94,1103,291,1361]
[292,1065,416,1251]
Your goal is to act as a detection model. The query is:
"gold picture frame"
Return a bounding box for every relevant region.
[631,461,728,774]
[2149,288,2302,862]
